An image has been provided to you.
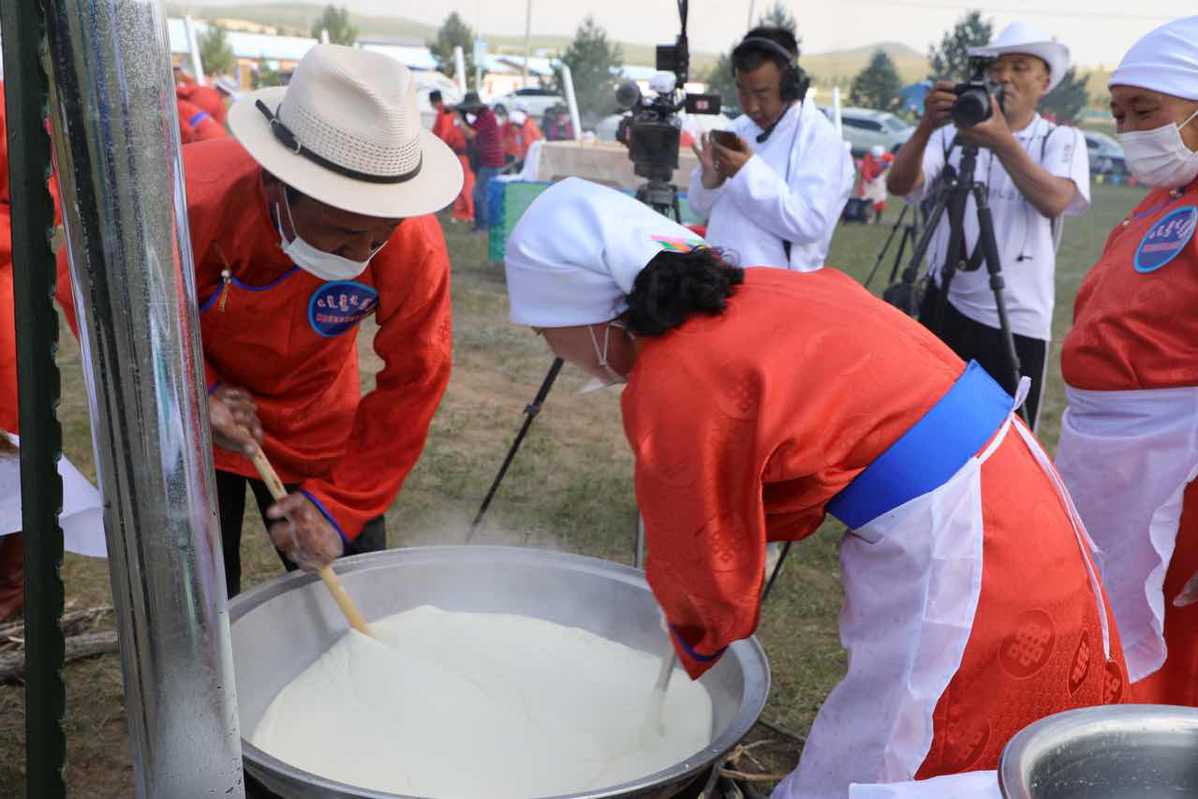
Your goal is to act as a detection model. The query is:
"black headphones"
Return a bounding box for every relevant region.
[733,36,810,104]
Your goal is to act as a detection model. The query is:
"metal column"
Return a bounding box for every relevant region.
[39,0,244,795]
[1,2,67,795]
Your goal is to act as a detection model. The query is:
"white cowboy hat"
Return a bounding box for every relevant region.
[968,22,1071,94]
[213,75,241,99]
[228,44,462,219]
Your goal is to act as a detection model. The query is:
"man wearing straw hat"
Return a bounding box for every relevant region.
[186,44,463,595]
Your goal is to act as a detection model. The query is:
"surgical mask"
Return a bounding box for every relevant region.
[1118,109,1198,189]
[275,191,384,281]
[578,323,629,395]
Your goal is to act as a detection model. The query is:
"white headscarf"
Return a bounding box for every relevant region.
[1110,16,1198,101]
[504,178,705,328]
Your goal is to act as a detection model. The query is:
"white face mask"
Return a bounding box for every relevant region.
[1118,109,1198,189]
[578,323,629,395]
[275,191,384,282]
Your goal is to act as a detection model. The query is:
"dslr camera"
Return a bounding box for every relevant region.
[613,0,720,183]
[951,55,1004,129]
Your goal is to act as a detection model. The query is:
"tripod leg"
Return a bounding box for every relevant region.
[971,183,1024,418]
[864,204,909,289]
[468,357,565,539]
[885,192,949,317]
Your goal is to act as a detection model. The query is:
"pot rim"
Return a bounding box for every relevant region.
[230,545,773,799]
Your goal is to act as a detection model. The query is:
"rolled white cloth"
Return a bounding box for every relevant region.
[504,177,704,328]
[1109,16,1198,100]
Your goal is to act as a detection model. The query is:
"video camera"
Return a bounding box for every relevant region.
[613,0,720,183]
[951,55,1004,129]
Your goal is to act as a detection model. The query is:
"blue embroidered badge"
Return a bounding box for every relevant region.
[1135,205,1197,274]
[307,281,379,337]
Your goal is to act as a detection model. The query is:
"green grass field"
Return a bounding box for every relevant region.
[0,182,1146,796]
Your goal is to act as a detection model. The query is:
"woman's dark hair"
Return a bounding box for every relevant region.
[625,247,744,336]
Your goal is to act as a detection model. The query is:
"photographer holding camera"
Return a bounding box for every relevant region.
[887,23,1090,430]
[688,27,854,272]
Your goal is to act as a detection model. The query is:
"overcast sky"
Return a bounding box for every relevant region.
[378,0,1190,70]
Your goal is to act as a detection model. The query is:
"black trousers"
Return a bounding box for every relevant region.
[215,470,386,598]
[918,281,1048,431]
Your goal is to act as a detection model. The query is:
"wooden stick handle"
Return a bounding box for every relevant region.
[247,445,373,637]
[318,567,373,636]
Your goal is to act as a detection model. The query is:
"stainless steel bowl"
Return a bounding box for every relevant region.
[999,704,1198,799]
[229,545,771,799]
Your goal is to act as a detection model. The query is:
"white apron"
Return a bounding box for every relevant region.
[849,770,1000,798]
[0,434,107,558]
[1055,385,1198,682]
[774,381,1109,799]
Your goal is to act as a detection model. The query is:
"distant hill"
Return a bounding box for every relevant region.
[166,4,1113,105]
[801,42,929,88]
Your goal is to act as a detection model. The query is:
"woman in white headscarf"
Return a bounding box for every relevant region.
[505,177,1128,798]
[1055,15,1198,707]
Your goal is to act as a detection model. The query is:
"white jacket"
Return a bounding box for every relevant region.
[687,100,853,271]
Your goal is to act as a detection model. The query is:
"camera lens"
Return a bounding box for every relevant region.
[951,87,992,129]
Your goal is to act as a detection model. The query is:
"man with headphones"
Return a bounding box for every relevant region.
[688,27,854,272]
[887,23,1091,431]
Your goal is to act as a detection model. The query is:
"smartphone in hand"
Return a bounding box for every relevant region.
[710,130,742,150]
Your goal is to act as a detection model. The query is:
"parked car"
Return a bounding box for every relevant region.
[820,107,914,157]
[1083,130,1128,177]
[489,88,563,118]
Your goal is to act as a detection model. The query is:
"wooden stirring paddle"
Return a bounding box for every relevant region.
[247,445,374,638]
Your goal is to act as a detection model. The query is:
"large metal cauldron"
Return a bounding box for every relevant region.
[999,704,1198,798]
[229,546,771,799]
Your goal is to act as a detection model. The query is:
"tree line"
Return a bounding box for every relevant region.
[200,4,1092,127]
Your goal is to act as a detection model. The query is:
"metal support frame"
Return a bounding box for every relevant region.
[1,2,67,794]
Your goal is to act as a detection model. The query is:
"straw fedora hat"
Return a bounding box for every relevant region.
[968,22,1071,94]
[229,44,462,218]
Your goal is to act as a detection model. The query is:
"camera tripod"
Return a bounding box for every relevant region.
[883,142,1025,417]
[863,202,920,291]
[637,177,684,222]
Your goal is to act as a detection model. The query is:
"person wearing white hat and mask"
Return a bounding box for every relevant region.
[506,177,1127,799]
[1055,15,1198,709]
[888,22,1090,431]
[175,44,462,595]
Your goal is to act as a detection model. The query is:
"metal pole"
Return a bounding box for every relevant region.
[41,0,244,795]
[522,0,533,88]
[453,45,468,95]
[0,3,66,795]
[184,15,206,85]
[559,62,583,141]
[747,0,757,29]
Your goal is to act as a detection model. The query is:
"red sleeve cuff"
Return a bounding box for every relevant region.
[670,623,727,679]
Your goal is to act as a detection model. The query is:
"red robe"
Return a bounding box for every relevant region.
[624,267,1127,777]
[501,121,522,161]
[183,138,452,540]
[432,107,474,222]
[0,81,77,620]
[178,98,226,145]
[1061,179,1198,707]
[0,81,76,433]
[177,84,228,128]
[518,118,544,160]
